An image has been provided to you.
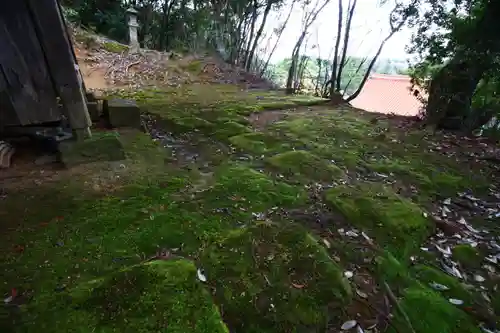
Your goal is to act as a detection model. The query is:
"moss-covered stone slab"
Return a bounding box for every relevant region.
[201,164,306,211]
[267,150,343,181]
[200,222,351,333]
[388,287,481,333]
[229,132,288,155]
[325,183,431,257]
[105,98,142,130]
[58,132,125,168]
[24,260,228,333]
[213,121,251,139]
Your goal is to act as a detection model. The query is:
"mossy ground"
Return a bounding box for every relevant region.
[1,84,495,332]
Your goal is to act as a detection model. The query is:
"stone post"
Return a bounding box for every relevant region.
[126,7,139,53]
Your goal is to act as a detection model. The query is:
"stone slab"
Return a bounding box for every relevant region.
[104,98,142,130]
[87,102,100,122]
[58,133,125,168]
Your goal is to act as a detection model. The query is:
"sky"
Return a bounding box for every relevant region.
[261,0,415,63]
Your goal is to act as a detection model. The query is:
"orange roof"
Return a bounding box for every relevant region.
[350,74,424,116]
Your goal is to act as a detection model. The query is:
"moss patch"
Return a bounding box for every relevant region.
[229,133,289,155]
[24,260,228,333]
[213,121,252,139]
[326,183,431,258]
[452,244,482,269]
[201,222,351,333]
[199,164,306,212]
[102,41,129,53]
[267,150,343,181]
[388,287,481,333]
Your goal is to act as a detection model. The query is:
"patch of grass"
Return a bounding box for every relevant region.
[201,222,351,333]
[102,41,129,53]
[22,260,228,333]
[326,183,431,258]
[267,150,344,181]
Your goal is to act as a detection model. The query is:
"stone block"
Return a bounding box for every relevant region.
[105,98,142,130]
[87,102,100,122]
[86,92,97,102]
[58,133,125,168]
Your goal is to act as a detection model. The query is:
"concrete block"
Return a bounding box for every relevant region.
[86,92,97,102]
[58,133,125,168]
[105,98,142,130]
[87,102,100,122]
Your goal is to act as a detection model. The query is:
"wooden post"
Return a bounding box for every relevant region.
[25,0,92,140]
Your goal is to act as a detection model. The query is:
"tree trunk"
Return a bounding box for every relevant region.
[286,34,305,94]
[329,0,343,98]
[336,0,357,92]
[425,58,486,130]
[260,0,296,76]
[244,0,258,68]
[246,1,273,72]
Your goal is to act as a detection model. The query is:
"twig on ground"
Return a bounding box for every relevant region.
[383,282,417,333]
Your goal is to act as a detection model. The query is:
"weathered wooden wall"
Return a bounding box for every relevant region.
[0,0,91,138]
[0,1,61,127]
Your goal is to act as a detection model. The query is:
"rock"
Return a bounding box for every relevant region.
[104,98,142,130]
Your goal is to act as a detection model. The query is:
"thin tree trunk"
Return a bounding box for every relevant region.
[260,0,296,76]
[336,0,357,92]
[329,0,343,97]
[244,0,258,68]
[285,0,331,93]
[346,32,393,102]
[246,0,273,72]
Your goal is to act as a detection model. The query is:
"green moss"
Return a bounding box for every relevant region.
[267,150,343,181]
[183,60,203,73]
[411,265,478,305]
[326,183,431,258]
[229,133,289,155]
[102,41,129,53]
[200,164,306,212]
[388,287,481,333]
[213,121,252,139]
[25,260,228,332]
[201,222,351,333]
[452,244,481,269]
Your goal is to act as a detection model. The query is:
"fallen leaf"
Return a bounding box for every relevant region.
[322,239,331,248]
[341,320,358,330]
[197,268,207,282]
[449,298,464,305]
[474,275,485,282]
[356,289,368,298]
[429,282,450,291]
[344,271,354,279]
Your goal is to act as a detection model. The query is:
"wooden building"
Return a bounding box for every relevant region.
[0,0,91,139]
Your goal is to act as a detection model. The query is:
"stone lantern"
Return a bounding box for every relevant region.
[126,7,139,53]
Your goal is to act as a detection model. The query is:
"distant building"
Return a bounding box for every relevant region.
[350,74,425,116]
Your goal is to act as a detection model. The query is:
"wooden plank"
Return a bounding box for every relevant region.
[0,2,61,126]
[25,0,91,135]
